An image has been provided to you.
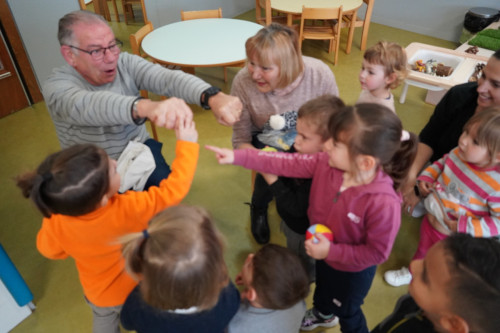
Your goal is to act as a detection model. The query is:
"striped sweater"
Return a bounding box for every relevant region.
[42,52,210,159]
[417,147,500,237]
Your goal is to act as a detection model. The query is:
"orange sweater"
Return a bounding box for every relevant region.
[36,141,199,307]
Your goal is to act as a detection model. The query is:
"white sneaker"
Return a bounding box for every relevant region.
[411,200,426,218]
[384,267,412,287]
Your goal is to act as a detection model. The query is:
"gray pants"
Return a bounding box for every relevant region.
[281,221,316,282]
[86,298,122,333]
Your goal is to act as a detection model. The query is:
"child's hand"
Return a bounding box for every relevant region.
[305,233,331,260]
[261,172,278,185]
[443,212,458,232]
[418,181,433,197]
[205,145,235,164]
[175,118,198,142]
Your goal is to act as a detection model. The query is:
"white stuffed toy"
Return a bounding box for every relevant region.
[257,110,298,151]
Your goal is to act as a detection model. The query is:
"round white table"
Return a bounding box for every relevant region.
[142,19,263,70]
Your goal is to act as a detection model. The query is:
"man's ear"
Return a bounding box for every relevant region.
[439,314,469,333]
[61,45,76,66]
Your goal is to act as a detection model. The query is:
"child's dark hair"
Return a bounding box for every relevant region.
[463,106,500,165]
[298,94,345,141]
[16,144,110,218]
[121,205,228,311]
[363,41,408,89]
[251,244,309,309]
[442,233,500,333]
[328,103,418,191]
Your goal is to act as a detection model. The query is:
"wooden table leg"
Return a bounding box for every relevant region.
[287,13,293,26]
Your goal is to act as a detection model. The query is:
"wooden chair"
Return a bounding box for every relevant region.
[129,22,158,141]
[122,0,148,25]
[342,0,374,52]
[299,6,343,65]
[180,8,229,82]
[79,0,120,22]
[180,7,222,21]
[255,0,286,26]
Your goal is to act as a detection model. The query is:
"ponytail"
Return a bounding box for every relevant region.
[383,131,418,191]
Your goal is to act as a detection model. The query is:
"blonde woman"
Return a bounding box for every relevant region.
[231,23,339,244]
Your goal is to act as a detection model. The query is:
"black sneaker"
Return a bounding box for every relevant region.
[301,308,339,331]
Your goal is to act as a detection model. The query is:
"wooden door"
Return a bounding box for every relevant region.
[0,29,29,118]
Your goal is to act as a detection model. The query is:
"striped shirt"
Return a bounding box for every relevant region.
[418,147,500,237]
[43,52,210,159]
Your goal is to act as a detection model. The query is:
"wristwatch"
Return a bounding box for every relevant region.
[200,86,221,110]
[131,97,146,125]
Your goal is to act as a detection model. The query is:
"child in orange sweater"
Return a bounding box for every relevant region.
[16,120,199,333]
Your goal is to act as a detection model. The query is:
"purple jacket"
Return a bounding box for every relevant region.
[234,149,402,272]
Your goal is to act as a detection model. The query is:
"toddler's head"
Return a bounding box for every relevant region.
[235,244,309,309]
[325,103,418,191]
[294,94,345,154]
[16,144,117,218]
[360,41,407,91]
[121,205,228,311]
[459,106,500,167]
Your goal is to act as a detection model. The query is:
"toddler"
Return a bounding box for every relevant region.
[357,41,407,113]
[228,244,310,333]
[385,106,500,287]
[16,120,199,333]
[260,94,345,280]
[207,103,418,333]
[120,205,240,333]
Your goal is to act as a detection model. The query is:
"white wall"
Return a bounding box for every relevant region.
[146,0,254,29]
[368,0,499,42]
[6,0,79,88]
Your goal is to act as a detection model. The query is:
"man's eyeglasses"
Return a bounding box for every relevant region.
[67,39,123,60]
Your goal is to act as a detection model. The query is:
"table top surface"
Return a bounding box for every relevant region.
[142,18,263,67]
[271,0,363,14]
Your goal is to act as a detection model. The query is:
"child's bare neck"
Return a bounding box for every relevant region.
[340,169,376,191]
[369,87,391,100]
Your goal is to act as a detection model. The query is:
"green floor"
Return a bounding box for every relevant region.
[0,7,456,333]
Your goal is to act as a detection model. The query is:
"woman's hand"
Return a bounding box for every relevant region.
[305,233,331,260]
[205,145,235,164]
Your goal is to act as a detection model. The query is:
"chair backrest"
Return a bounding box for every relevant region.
[180,8,222,21]
[129,21,153,58]
[301,6,342,22]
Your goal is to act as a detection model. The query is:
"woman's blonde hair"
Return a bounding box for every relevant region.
[121,205,228,311]
[463,106,500,166]
[363,41,408,89]
[245,23,304,89]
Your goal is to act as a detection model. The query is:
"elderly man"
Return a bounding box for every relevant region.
[43,10,242,188]
[371,233,500,333]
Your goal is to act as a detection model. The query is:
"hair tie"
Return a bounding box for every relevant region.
[400,130,410,142]
[142,229,149,239]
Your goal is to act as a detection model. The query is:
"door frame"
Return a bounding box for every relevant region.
[0,0,43,104]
